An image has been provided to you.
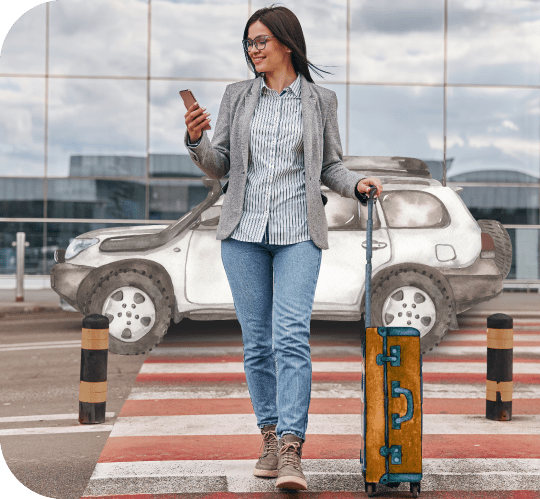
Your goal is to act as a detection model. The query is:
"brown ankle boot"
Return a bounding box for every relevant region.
[275,434,307,490]
[253,424,278,477]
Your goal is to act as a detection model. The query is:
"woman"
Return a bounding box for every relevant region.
[184,5,382,491]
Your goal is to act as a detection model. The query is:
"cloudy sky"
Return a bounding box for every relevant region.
[0,0,539,179]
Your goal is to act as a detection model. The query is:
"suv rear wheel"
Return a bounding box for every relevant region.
[371,266,454,354]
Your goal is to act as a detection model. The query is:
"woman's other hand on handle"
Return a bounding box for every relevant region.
[356,177,383,198]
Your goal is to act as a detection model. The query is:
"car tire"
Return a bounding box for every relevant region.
[478,219,512,278]
[371,266,454,354]
[84,268,173,355]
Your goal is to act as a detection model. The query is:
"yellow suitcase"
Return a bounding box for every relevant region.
[360,188,422,497]
[361,325,422,496]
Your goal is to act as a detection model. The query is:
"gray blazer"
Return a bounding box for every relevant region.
[184,73,365,250]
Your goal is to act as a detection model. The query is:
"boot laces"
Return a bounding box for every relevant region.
[259,428,278,458]
[279,442,303,471]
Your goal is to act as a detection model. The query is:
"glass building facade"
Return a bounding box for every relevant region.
[0,0,539,282]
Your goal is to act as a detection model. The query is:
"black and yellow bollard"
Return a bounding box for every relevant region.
[486,313,513,421]
[79,314,109,424]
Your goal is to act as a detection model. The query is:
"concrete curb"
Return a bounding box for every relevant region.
[459,310,540,320]
[0,302,62,316]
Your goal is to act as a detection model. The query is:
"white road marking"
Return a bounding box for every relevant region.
[89,458,540,479]
[424,346,540,356]
[84,458,540,494]
[423,383,540,399]
[443,334,540,342]
[109,414,540,437]
[150,345,363,357]
[0,425,115,436]
[139,361,363,373]
[0,412,115,423]
[422,362,540,374]
[128,383,362,400]
[0,343,82,352]
[0,317,81,327]
[138,361,540,374]
[128,383,540,400]
[0,339,82,352]
[0,340,81,348]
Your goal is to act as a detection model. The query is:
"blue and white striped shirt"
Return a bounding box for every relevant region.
[230,74,309,245]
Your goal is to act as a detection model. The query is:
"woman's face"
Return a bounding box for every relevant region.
[246,20,291,75]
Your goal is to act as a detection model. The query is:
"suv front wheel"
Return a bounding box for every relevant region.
[84,268,173,355]
[371,266,454,354]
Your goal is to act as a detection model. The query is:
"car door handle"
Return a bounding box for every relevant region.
[362,240,387,250]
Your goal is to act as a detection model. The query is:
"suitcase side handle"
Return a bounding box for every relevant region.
[391,381,414,429]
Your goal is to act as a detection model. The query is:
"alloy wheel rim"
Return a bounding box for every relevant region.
[102,286,156,342]
[381,285,436,338]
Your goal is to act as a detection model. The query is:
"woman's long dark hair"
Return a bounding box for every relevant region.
[243,5,331,82]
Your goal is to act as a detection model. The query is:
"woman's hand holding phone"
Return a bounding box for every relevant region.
[181,90,211,143]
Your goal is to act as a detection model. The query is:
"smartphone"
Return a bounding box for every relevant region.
[180,89,211,131]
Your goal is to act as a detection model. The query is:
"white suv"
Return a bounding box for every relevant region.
[51,156,511,355]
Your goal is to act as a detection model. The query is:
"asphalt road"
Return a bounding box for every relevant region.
[2,310,539,498]
[0,310,149,499]
[0,313,362,499]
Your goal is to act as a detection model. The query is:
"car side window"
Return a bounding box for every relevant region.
[380,190,450,228]
[325,191,361,230]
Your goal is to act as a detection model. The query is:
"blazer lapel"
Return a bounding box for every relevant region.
[301,74,317,178]
[241,77,261,171]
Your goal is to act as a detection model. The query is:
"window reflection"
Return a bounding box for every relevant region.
[150,80,228,154]
[0,222,44,274]
[46,178,146,219]
[350,0,444,83]
[0,178,44,218]
[0,78,45,177]
[151,0,246,79]
[349,85,443,165]
[447,87,540,180]
[48,0,148,76]
[448,0,540,85]
[454,186,539,226]
[509,228,540,280]
[150,179,210,220]
[0,3,46,75]
[252,0,348,82]
[47,79,147,177]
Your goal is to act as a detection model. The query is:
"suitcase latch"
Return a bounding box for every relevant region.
[380,445,402,465]
[376,345,401,367]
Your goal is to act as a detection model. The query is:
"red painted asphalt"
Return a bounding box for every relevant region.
[97,434,539,462]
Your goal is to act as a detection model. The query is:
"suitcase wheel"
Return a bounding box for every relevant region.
[365,483,376,497]
[410,482,421,498]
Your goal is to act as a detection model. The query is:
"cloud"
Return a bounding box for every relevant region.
[0,78,46,175]
[468,135,538,158]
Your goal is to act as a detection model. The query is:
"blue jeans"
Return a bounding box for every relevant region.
[220,235,322,441]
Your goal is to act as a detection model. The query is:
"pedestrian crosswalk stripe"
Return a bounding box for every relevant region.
[139,361,540,374]
[127,382,540,400]
[108,414,540,437]
[83,458,540,494]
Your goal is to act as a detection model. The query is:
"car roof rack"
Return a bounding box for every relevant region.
[343,156,432,179]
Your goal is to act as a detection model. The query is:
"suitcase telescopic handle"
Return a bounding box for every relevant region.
[364,186,378,328]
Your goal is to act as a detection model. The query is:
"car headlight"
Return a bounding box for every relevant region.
[65,238,99,260]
